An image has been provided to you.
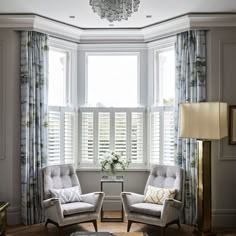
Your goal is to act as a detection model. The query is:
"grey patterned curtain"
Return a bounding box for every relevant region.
[175,30,207,225]
[20,31,49,224]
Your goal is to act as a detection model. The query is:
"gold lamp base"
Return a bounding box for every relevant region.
[195,140,215,236]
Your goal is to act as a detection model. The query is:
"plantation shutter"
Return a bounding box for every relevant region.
[150,110,160,164]
[150,107,175,165]
[48,111,61,164]
[115,112,127,157]
[48,108,75,165]
[131,112,143,163]
[98,112,110,161]
[163,108,175,165]
[81,112,94,163]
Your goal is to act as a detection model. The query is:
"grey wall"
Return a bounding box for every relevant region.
[207,28,236,227]
[0,30,21,224]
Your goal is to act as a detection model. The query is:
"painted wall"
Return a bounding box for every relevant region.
[0,30,21,224]
[207,28,236,227]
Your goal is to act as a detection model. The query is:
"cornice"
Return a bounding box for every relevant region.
[0,13,236,43]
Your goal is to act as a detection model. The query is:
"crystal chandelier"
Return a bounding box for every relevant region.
[89,0,140,23]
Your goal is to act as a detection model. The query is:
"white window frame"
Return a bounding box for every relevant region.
[48,38,78,165]
[84,52,141,107]
[153,46,175,106]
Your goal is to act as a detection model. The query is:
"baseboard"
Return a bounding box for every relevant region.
[212,209,236,228]
[7,206,21,225]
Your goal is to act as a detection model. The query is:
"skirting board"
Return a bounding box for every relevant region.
[212,209,236,228]
[7,206,21,225]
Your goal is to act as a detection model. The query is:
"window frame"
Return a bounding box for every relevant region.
[84,52,141,107]
[153,46,175,106]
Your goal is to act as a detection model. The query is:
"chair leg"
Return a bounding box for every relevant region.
[177,218,181,228]
[127,220,132,232]
[58,227,64,236]
[160,227,165,236]
[92,220,98,232]
[45,219,49,227]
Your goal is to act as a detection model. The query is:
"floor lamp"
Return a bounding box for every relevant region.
[179,102,228,235]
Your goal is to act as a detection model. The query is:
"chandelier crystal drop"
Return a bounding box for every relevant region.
[89,0,140,23]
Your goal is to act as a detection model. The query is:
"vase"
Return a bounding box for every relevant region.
[107,169,117,180]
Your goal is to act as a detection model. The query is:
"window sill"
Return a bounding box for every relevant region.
[76,167,150,172]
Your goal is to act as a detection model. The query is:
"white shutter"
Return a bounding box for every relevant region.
[81,112,94,163]
[64,112,75,164]
[98,112,110,161]
[115,112,127,157]
[131,112,143,163]
[163,109,175,165]
[48,111,61,165]
[150,111,160,164]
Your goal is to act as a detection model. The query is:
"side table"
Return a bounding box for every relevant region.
[100,176,124,222]
[0,202,9,236]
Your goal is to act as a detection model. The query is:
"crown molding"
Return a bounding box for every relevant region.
[0,13,236,43]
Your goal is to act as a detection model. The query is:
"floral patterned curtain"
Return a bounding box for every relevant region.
[20,31,49,224]
[175,30,207,225]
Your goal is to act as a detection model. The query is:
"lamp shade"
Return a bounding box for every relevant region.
[179,102,228,140]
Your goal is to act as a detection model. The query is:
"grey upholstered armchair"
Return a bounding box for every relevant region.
[121,165,184,235]
[42,164,104,235]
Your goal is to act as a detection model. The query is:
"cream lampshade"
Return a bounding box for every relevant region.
[178,101,228,234]
[179,102,228,140]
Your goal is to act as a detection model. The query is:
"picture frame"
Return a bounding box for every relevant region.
[229,105,236,145]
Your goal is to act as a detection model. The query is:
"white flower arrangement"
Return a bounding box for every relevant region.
[100,151,130,175]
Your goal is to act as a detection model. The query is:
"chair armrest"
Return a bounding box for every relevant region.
[80,192,105,213]
[43,198,64,225]
[160,198,183,225]
[121,192,144,215]
[43,198,60,209]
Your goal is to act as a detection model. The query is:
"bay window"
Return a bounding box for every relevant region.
[47,42,176,169]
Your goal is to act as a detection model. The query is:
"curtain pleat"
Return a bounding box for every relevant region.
[20,31,49,225]
[175,30,207,226]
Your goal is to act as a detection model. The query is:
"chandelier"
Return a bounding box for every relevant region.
[89,0,140,23]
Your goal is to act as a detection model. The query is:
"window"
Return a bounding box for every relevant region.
[86,54,139,107]
[48,47,76,165]
[150,48,175,165]
[79,53,144,168]
[47,42,176,169]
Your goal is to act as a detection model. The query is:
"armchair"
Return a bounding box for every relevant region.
[121,165,184,235]
[42,164,104,235]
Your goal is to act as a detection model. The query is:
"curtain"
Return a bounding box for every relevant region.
[175,30,207,225]
[20,31,49,225]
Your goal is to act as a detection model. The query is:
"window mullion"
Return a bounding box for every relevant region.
[110,110,115,151]
[94,110,98,166]
[60,108,65,164]
[127,111,131,163]
[159,107,164,164]
[77,109,82,167]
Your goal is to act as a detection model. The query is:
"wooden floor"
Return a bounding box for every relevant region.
[6,213,236,236]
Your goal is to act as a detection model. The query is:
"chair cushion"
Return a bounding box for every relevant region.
[62,202,95,216]
[130,202,162,217]
[144,185,177,205]
[49,186,82,204]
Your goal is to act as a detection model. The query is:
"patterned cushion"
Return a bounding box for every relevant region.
[144,185,177,205]
[49,186,82,204]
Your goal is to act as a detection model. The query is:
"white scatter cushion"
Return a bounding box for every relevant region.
[49,186,82,204]
[144,185,177,205]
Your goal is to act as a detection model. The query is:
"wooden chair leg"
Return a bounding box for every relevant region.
[127,220,132,232]
[45,219,49,227]
[92,220,98,232]
[58,227,64,236]
[160,227,165,236]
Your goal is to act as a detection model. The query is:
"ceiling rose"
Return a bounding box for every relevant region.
[89,0,140,23]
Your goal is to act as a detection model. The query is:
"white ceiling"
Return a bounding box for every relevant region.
[1,0,236,29]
